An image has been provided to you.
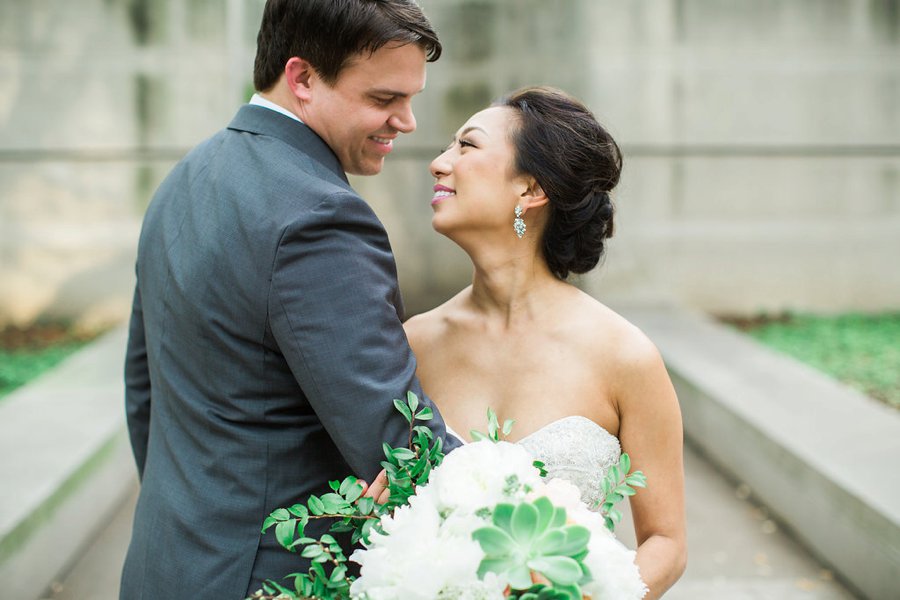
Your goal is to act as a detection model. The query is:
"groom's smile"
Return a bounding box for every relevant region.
[300,42,427,176]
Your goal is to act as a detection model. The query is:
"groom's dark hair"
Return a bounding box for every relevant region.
[253,0,441,91]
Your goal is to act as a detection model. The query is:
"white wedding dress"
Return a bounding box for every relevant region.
[449,415,622,509]
[516,415,622,509]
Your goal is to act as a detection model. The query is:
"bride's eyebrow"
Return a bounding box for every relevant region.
[457,125,488,138]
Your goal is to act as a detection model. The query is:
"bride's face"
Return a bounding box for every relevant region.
[429,106,525,239]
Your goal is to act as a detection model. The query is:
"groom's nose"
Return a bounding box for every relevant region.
[388,100,416,134]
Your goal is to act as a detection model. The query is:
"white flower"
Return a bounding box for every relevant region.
[350,439,645,599]
[350,495,488,600]
[435,573,507,600]
[424,440,543,515]
[581,532,648,600]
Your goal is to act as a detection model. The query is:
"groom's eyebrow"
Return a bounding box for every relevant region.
[369,85,426,98]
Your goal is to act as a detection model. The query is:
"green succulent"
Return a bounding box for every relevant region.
[472,497,591,600]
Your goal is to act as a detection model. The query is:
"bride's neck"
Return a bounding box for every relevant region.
[467,245,558,325]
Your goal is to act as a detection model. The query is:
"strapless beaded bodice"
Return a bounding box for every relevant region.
[516,415,621,509]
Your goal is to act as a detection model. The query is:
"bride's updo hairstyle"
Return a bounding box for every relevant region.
[496,87,622,280]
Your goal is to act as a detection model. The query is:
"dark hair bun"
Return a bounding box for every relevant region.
[497,87,622,279]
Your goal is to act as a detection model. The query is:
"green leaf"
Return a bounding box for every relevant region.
[549,583,584,600]
[356,495,375,515]
[470,430,489,441]
[507,564,534,590]
[619,453,631,474]
[609,465,621,483]
[275,520,296,550]
[510,502,539,543]
[534,529,566,555]
[487,407,500,441]
[493,503,515,530]
[287,504,308,518]
[415,406,433,420]
[338,476,357,495]
[556,525,591,556]
[550,506,567,529]
[391,447,416,461]
[472,525,516,555]
[626,472,648,487]
[406,390,420,413]
[393,398,413,422]
[300,544,324,559]
[307,495,325,515]
[532,497,555,532]
[344,482,364,503]
[477,556,520,580]
[261,516,278,533]
[272,508,291,521]
[527,556,583,586]
[320,493,348,513]
[502,418,515,436]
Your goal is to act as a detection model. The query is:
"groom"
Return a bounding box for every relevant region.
[121,1,460,597]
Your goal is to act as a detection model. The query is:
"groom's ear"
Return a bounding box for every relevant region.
[285,57,314,102]
[519,178,549,213]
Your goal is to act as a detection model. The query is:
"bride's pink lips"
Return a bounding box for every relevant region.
[431,184,455,206]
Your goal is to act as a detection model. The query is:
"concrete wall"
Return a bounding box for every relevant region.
[0,0,264,328]
[1,0,899,327]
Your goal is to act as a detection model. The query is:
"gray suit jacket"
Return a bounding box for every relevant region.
[121,105,459,598]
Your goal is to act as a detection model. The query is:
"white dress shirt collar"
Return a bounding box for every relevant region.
[248,93,304,124]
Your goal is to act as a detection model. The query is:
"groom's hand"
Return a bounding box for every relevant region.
[361,469,390,504]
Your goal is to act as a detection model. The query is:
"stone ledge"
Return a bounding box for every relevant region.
[618,306,900,600]
[0,326,136,599]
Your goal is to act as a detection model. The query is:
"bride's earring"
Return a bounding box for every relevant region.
[513,206,526,239]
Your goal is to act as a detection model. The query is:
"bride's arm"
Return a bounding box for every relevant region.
[614,333,687,600]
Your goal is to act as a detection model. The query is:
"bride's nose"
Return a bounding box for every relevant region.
[429,149,452,178]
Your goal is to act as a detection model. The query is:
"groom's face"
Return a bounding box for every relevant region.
[302,42,427,176]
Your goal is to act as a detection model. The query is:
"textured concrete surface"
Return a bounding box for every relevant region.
[0,328,135,599]
[618,306,899,599]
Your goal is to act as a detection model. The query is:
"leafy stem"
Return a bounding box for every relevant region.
[596,452,648,532]
[249,392,445,600]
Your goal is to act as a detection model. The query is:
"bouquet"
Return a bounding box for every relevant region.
[250,393,648,600]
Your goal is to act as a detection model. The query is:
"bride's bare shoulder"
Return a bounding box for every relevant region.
[569,288,662,367]
[404,287,472,349]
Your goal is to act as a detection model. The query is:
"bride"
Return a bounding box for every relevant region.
[404,87,686,599]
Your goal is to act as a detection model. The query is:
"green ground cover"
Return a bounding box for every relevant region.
[725,312,900,409]
[0,325,99,399]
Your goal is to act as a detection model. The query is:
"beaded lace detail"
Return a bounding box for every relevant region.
[517,415,621,509]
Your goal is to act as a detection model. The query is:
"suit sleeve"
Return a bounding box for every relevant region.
[268,192,461,481]
[124,277,152,480]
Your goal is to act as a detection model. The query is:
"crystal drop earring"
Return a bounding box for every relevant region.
[513,206,526,239]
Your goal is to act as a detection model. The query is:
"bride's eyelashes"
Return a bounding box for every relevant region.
[439,138,477,155]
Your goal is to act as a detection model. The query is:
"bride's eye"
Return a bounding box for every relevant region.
[459,138,476,149]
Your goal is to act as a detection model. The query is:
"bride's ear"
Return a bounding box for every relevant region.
[285,57,314,102]
[518,178,549,213]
